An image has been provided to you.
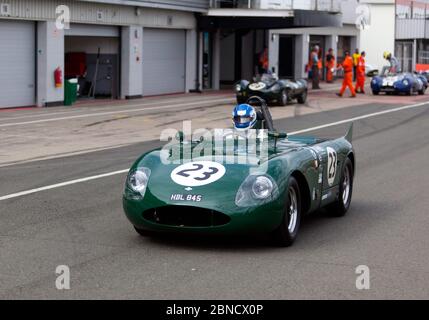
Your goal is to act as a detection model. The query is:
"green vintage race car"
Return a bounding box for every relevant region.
[235,73,308,106]
[122,97,355,246]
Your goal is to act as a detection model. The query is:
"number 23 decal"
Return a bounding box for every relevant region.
[176,164,219,181]
[171,161,226,187]
[327,147,337,186]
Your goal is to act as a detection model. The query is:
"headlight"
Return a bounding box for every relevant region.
[127,167,151,197]
[235,84,242,92]
[252,176,273,199]
[403,79,409,86]
[235,174,279,207]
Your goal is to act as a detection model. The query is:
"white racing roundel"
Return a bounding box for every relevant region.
[171,161,226,187]
[249,82,266,91]
[326,147,338,186]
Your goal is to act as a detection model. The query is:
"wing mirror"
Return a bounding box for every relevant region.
[268,132,287,139]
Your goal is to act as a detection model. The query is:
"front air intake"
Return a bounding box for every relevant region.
[143,206,231,227]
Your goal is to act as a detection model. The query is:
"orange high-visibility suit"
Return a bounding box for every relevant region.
[355,55,366,93]
[339,56,356,96]
[325,53,335,83]
[260,48,269,72]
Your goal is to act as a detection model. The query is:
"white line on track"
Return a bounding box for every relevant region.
[1,100,428,201]
[0,95,233,123]
[0,97,233,128]
[0,169,129,201]
[289,101,429,135]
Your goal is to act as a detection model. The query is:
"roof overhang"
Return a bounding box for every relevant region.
[198,9,342,30]
[77,0,209,13]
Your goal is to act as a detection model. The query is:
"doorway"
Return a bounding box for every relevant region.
[65,36,120,99]
[395,41,413,72]
[278,35,294,79]
[202,32,213,89]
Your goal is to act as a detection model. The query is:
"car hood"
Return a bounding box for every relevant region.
[131,136,318,205]
[140,150,271,207]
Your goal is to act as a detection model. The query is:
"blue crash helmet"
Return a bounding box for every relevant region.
[232,104,257,130]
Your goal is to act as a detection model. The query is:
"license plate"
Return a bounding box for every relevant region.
[170,194,203,202]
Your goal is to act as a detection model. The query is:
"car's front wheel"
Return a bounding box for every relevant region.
[372,90,379,95]
[327,157,354,217]
[279,89,288,106]
[418,86,426,95]
[297,89,307,104]
[272,177,301,247]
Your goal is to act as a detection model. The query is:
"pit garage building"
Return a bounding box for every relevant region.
[0,0,394,109]
[0,0,203,108]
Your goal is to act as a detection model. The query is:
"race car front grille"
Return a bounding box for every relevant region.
[143,206,231,227]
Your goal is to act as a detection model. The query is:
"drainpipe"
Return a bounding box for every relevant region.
[190,13,202,93]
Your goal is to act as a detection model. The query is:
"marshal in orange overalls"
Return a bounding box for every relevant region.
[339,55,356,97]
[355,55,366,93]
[325,50,335,83]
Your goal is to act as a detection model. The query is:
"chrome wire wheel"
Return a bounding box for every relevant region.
[342,165,351,206]
[281,90,288,105]
[288,187,298,233]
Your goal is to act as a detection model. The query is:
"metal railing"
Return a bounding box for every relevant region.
[418,50,429,64]
[209,0,341,12]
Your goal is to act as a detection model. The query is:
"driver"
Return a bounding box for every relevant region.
[232,104,258,131]
[381,51,401,75]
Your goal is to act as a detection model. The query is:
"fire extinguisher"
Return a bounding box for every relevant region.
[54,67,63,88]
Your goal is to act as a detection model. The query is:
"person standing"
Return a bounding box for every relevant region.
[259,47,269,74]
[355,51,366,94]
[381,51,401,76]
[336,51,356,98]
[325,48,335,83]
[352,49,361,81]
[309,45,321,89]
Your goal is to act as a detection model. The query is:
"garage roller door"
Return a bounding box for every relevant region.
[0,20,35,108]
[143,29,186,96]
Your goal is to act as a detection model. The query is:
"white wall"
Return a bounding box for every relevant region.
[359,1,395,70]
[341,0,360,24]
[37,21,64,107]
[185,29,198,91]
[0,0,197,29]
[121,25,143,98]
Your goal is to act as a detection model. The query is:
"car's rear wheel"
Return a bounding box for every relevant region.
[327,158,353,217]
[279,89,288,106]
[418,86,426,95]
[297,89,307,104]
[134,226,152,237]
[272,177,301,247]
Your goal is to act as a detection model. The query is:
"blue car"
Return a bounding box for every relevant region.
[371,72,427,95]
